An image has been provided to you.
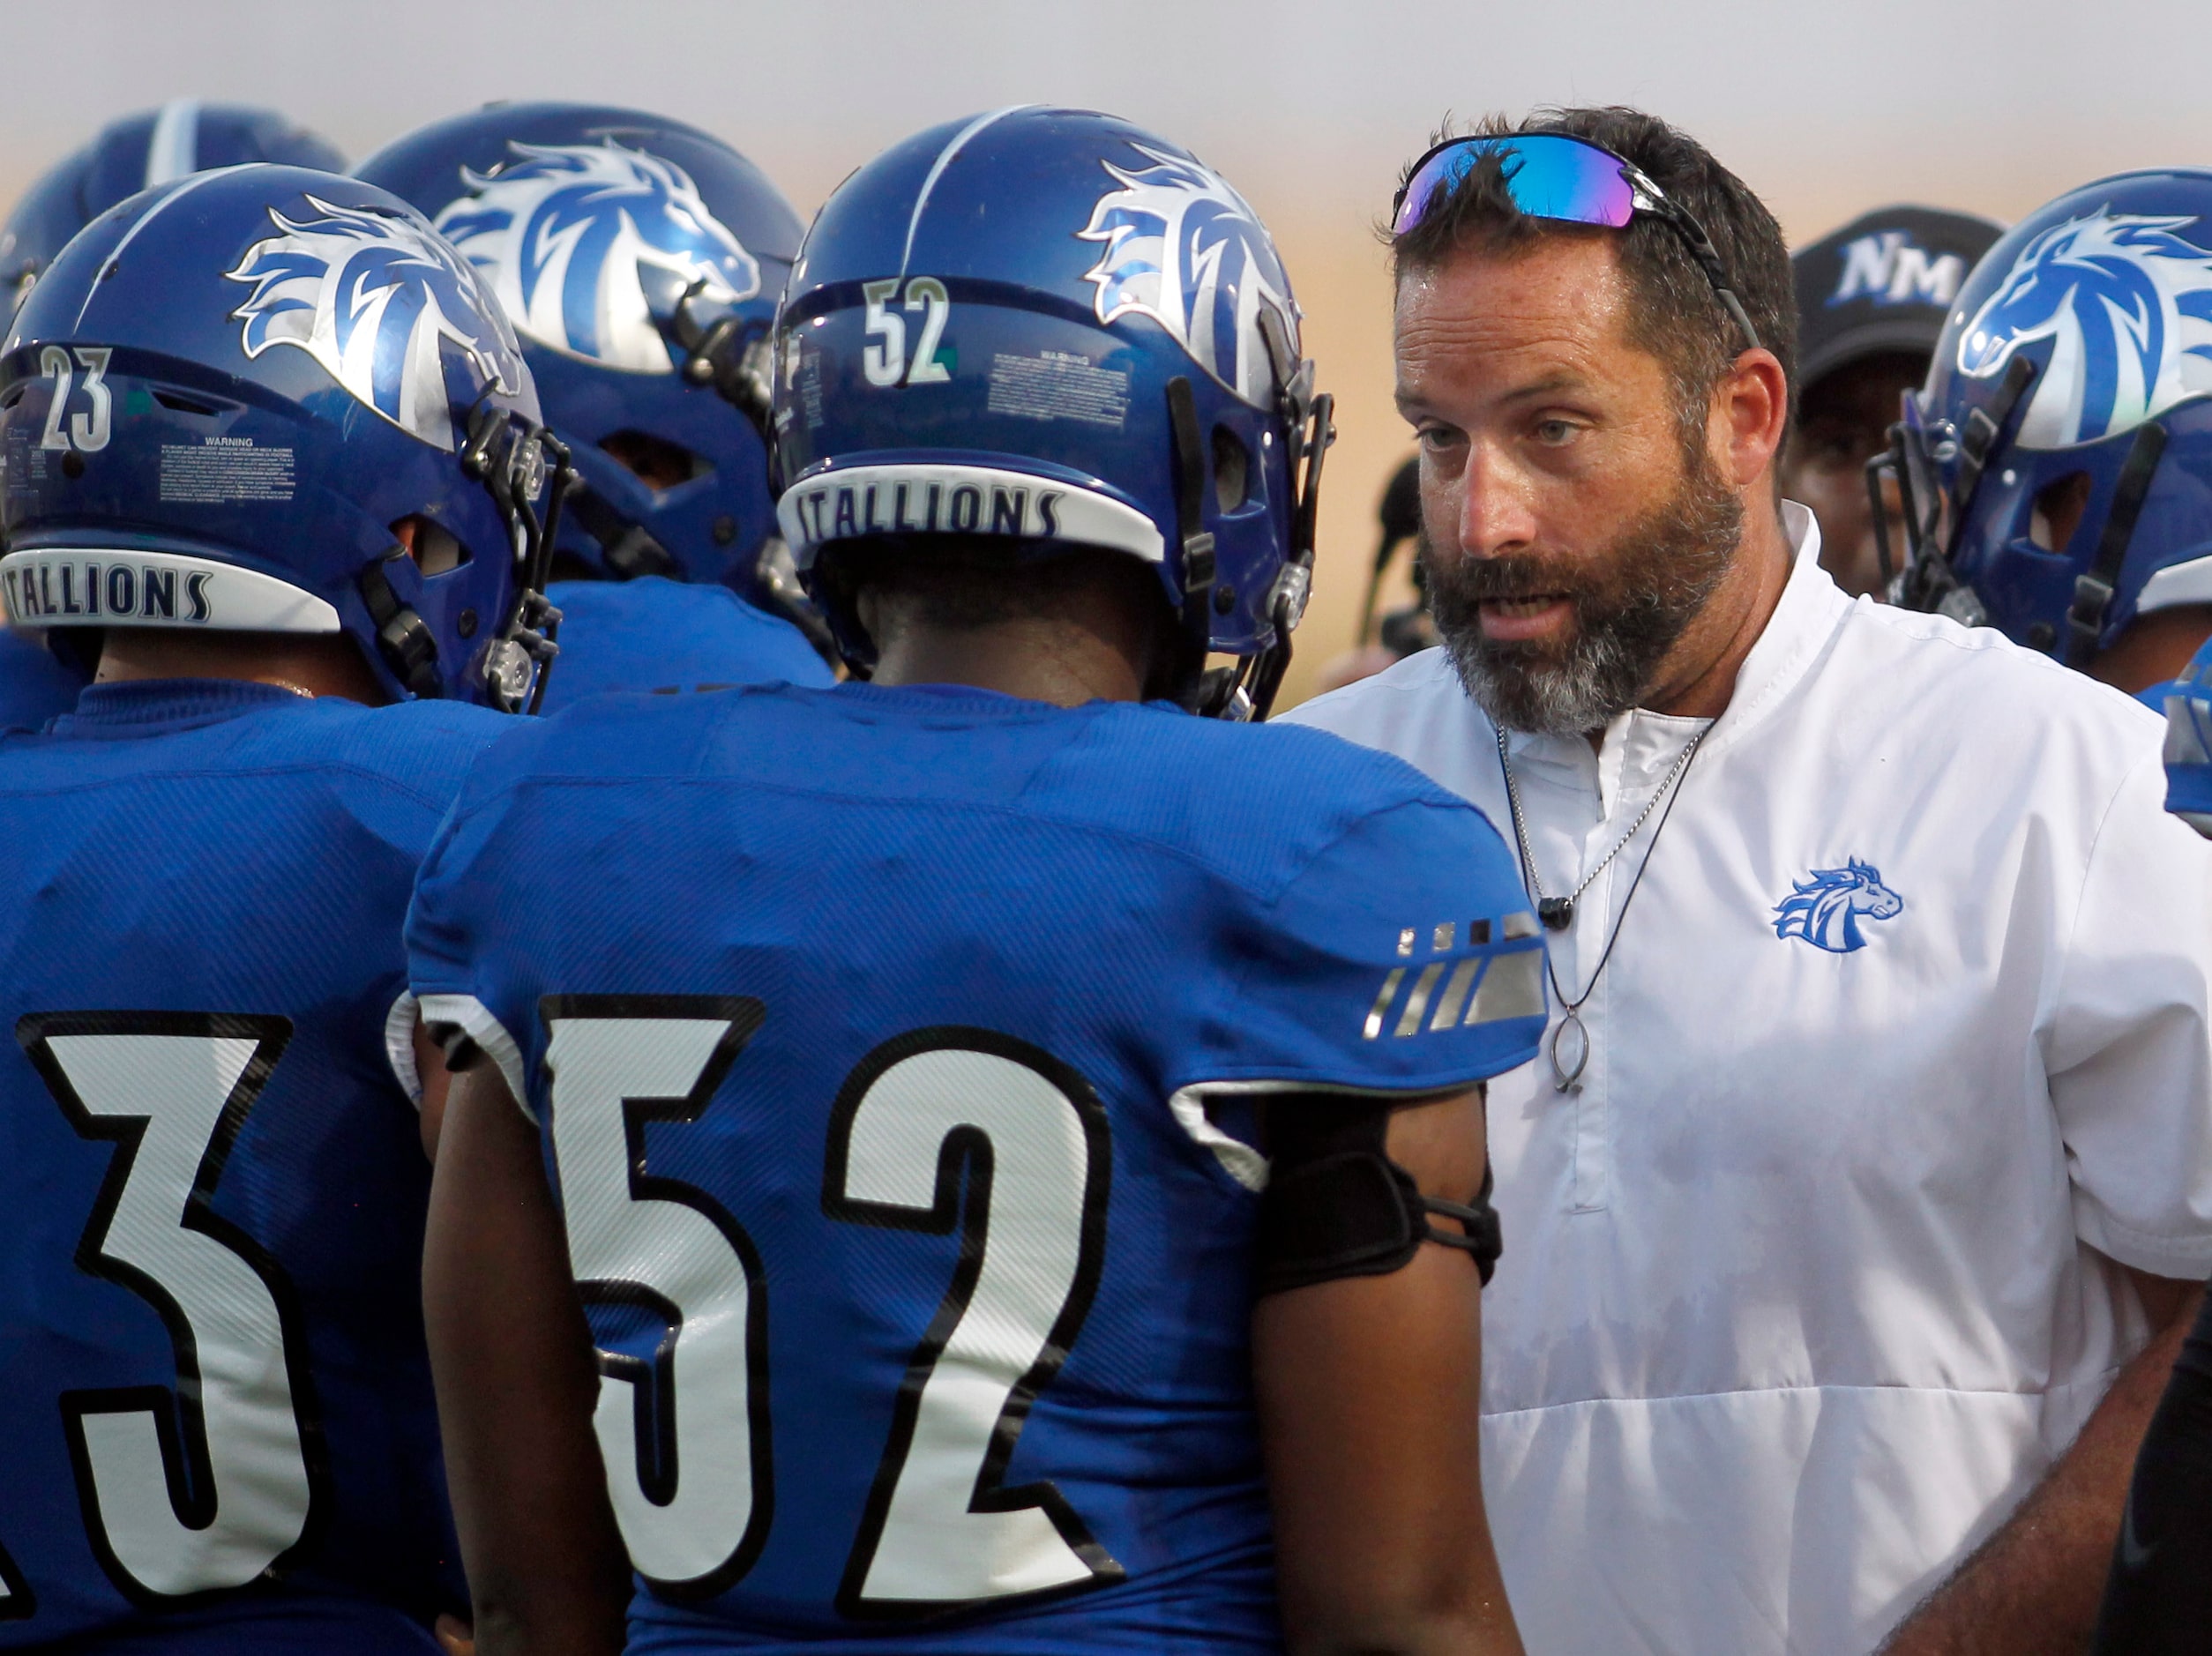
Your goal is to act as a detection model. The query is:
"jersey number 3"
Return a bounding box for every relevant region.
[541,1000,1121,1618]
[17,1013,319,1606]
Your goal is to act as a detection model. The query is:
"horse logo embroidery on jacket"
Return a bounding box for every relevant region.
[1773,859,1903,953]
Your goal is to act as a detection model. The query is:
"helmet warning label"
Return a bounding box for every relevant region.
[987,352,1130,429]
[159,438,295,504]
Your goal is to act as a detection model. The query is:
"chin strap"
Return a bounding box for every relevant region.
[1165,377,1228,715]
[666,279,776,442]
[753,535,841,667]
[564,481,679,580]
[460,402,574,713]
[1244,310,1333,720]
[1890,354,2037,626]
[354,409,572,710]
[357,551,444,699]
[2066,421,2168,667]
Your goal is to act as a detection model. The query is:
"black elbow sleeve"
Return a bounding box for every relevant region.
[1253,1103,1500,1299]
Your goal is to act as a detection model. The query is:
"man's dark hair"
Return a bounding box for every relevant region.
[1392,107,1797,448]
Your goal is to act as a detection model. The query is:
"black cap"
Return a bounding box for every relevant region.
[1792,205,2005,392]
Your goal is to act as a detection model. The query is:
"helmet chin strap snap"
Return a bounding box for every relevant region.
[357,551,445,700]
[453,399,577,712]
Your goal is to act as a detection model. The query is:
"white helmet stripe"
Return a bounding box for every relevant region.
[144,99,204,189]
[899,105,1038,279]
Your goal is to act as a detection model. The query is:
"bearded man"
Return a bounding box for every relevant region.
[1282,107,2212,1655]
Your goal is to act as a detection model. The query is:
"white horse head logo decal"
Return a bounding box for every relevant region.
[433,140,760,376]
[1078,144,1297,407]
[225,197,524,451]
[1772,859,1904,954]
[1958,208,2212,449]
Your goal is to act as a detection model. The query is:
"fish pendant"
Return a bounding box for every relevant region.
[1550,1008,1590,1093]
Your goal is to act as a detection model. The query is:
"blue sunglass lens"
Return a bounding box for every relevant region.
[1394,136,1635,236]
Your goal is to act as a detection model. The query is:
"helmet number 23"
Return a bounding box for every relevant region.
[37,347,112,455]
[861,278,952,389]
[541,1002,1121,1617]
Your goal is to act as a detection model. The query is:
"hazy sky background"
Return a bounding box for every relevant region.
[9,0,2212,697]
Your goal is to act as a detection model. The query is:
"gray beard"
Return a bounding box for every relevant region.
[1447,608,1655,737]
[1430,451,1744,738]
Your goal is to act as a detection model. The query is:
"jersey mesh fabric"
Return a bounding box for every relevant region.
[0,628,86,731]
[538,578,833,712]
[0,680,506,1648]
[406,681,1542,1654]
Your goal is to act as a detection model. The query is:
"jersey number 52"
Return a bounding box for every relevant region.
[540,998,1122,1618]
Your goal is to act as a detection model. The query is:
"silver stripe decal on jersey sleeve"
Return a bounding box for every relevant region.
[415,994,530,1121]
[1362,968,1406,1041]
[1429,959,1482,1032]
[144,99,204,188]
[1467,950,1544,1025]
[1394,962,1447,1038]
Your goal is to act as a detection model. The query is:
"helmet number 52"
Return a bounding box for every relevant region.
[38,347,112,454]
[861,279,951,388]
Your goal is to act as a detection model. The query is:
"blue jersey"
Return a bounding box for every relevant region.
[406,682,1545,1653]
[541,578,833,711]
[0,679,510,1652]
[0,627,86,731]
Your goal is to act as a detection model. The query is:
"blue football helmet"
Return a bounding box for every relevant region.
[3,101,344,317]
[1886,168,2212,665]
[774,105,1332,717]
[2164,636,2212,832]
[0,164,570,709]
[354,104,820,630]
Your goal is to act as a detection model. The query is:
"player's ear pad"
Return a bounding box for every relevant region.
[1254,1101,1500,1297]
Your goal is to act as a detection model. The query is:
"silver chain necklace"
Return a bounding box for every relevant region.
[1494,721,1705,1092]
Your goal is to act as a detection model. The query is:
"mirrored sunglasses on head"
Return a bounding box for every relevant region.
[1391,131,1762,354]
